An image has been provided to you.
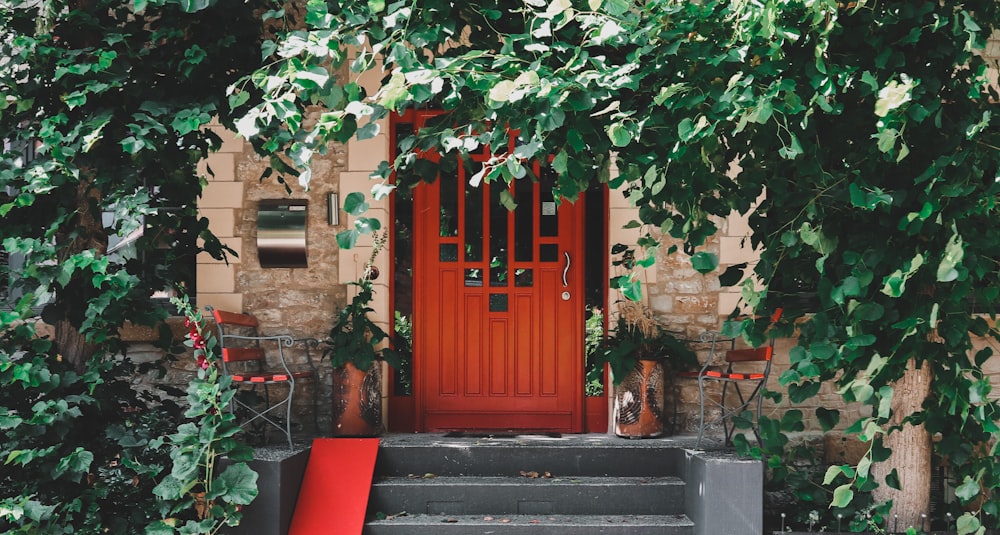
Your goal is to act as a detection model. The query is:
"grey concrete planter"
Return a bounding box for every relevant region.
[223,446,311,535]
[777,532,999,535]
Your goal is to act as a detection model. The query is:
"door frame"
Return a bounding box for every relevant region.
[386,109,609,433]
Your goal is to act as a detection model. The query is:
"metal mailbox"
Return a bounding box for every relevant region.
[257,199,308,268]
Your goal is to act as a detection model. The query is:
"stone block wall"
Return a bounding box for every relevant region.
[138,31,1000,441]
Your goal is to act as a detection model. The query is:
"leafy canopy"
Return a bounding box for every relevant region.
[238,0,1000,528]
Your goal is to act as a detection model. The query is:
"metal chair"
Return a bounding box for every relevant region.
[206,306,319,448]
[679,309,782,447]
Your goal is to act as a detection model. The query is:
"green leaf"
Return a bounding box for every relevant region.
[857,455,872,479]
[499,189,518,211]
[620,276,642,301]
[552,150,568,174]
[831,483,854,508]
[957,512,983,535]
[876,128,898,153]
[179,0,214,12]
[690,252,718,274]
[937,227,965,282]
[718,263,747,287]
[606,122,631,147]
[823,464,851,485]
[337,229,359,250]
[343,192,369,216]
[217,463,259,505]
[368,0,385,13]
[816,407,840,431]
[955,476,981,503]
[850,382,874,403]
[354,216,381,234]
[874,77,915,117]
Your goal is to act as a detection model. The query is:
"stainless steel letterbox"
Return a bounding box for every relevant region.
[257,199,308,268]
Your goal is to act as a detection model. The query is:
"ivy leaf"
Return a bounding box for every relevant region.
[343,192,369,216]
[957,512,983,535]
[179,0,215,12]
[337,229,359,250]
[354,216,381,234]
[874,76,916,117]
[618,276,642,301]
[831,483,854,508]
[690,252,718,274]
[606,122,632,147]
[816,407,840,431]
[937,227,965,282]
[718,263,747,287]
[823,464,854,485]
[885,468,901,490]
[499,189,518,211]
[955,476,981,503]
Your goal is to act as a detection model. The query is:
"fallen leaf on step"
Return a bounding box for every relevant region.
[422,473,437,478]
[442,518,458,523]
[483,517,494,521]
[500,518,512,523]
[520,470,539,478]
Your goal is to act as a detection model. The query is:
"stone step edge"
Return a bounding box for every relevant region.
[372,475,685,486]
[367,513,695,527]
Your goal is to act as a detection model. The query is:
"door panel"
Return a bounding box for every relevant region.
[412,116,584,432]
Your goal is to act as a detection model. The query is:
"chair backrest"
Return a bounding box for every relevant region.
[207,306,266,365]
[725,346,772,363]
[724,308,783,364]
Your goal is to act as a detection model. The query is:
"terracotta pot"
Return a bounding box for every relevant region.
[613,359,665,438]
[331,362,383,436]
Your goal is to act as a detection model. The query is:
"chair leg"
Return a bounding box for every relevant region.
[311,372,319,435]
[696,377,707,448]
[284,381,294,449]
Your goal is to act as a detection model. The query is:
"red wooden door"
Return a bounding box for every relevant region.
[412,124,585,432]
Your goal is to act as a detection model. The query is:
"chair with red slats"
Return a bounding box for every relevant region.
[678,309,782,447]
[206,306,319,448]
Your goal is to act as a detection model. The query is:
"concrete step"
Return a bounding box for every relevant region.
[374,434,688,478]
[364,513,695,535]
[369,475,686,516]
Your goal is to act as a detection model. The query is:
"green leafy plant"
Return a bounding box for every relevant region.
[324,232,402,371]
[0,338,180,534]
[148,296,257,534]
[392,310,413,396]
[591,300,697,385]
[584,307,606,396]
[324,279,402,371]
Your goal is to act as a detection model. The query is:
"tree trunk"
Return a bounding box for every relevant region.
[54,319,97,373]
[872,358,932,532]
[52,179,105,372]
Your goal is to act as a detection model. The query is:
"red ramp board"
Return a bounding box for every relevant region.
[289,438,379,535]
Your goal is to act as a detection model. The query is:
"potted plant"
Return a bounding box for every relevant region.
[323,232,401,436]
[324,278,402,436]
[592,300,697,438]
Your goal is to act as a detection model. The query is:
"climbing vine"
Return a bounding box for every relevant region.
[238,0,1000,531]
[2,0,1000,532]
[1,0,266,531]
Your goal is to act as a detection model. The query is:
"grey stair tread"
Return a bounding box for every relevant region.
[374,475,684,486]
[365,513,695,533]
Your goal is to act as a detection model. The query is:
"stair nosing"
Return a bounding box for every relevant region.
[373,475,684,485]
